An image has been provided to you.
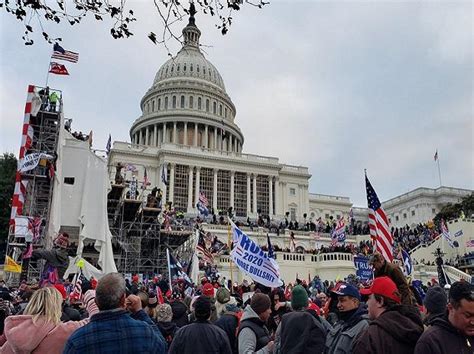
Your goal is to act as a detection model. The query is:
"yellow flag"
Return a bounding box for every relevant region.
[4,256,22,273]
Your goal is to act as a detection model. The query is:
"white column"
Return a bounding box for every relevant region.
[145,127,149,145]
[253,174,257,214]
[187,166,193,212]
[153,124,158,146]
[213,168,218,212]
[195,167,201,209]
[274,177,280,217]
[214,127,218,150]
[172,122,177,143]
[204,125,208,148]
[268,176,273,216]
[194,123,198,146]
[163,123,167,143]
[246,173,251,216]
[230,171,235,210]
[184,122,188,145]
[282,182,287,215]
[169,163,175,203]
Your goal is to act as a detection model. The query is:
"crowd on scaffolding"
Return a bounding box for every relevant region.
[0,249,472,353]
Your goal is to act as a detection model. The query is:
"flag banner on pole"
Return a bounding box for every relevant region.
[4,256,22,273]
[167,249,191,283]
[106,134,111,155]
[354,256,373,281]
[161,164,169,186]
[267,234,275,259]
[52,43,79,63]
[397,249,413,276]
[18,153,54,173]
[70,272,85,300]
[366,175,394,262]
[440,220,455,248]
[331,219,346,244]
[197,191,209,216]
[230,219,283,288]
[49,62,70,75]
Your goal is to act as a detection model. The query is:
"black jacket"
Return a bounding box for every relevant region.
[157,321,178,347]
[170,301,189,328]
[277,310,327,354]
[214,312,240,354]
[168,319,231,354]
[415,313,474,354]
[353,305,424,354]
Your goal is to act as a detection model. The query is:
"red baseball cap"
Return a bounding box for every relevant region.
[202,283,215,297]
[360,276,401,304]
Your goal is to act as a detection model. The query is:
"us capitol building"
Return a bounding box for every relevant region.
[108,14,471,229]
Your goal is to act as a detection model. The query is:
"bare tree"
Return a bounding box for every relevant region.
[0,0,268,50]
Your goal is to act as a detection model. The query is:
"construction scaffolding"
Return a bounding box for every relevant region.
[107,184,194,276]
[6,86,62,284]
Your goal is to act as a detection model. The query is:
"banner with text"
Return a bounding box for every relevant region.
[230,219,283,288]
[18,153,53,173]
[354,256,373,281]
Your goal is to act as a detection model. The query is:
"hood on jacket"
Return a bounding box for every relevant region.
[344,303,368,326]
[3,315,55,353]
[241,304,261,322]
[157,320,177,336]
[373,305,424,344]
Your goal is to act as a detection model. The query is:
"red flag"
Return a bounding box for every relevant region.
[49,62,69,75]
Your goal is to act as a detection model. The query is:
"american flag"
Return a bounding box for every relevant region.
[70,272,85,300]
[267,233,275,259]
[366,175,393,262]
[106,134,111,155]
[142,167,150,189]
[199,191,209,207]
[52,43,79,63]
[440,219,454,248]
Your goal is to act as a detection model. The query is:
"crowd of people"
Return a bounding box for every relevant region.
[0,250,472,353]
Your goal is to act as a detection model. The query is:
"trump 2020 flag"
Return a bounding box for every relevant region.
[230,219,282,288]
[49,62,69,75]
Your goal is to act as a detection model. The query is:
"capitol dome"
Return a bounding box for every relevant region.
[130,12,244,153]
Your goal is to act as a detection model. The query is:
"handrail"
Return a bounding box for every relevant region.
[443,265,472,283]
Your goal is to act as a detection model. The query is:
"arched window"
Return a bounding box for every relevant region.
[164,97,168,109]
[189,96,194,108]
[224,107,228,118]
[158,98,161,110]
[152,100,155,112]
[172,96,176,108]
[183,64,187,72]
[206,99,210,112]
[219,104,222,116]
[190,64,193,72]
[177,64,180,72]
[197,64,200,73]
[180,95,185,108]
[198,97,202,110]
[213,101,217,114]
[170,65,174,73]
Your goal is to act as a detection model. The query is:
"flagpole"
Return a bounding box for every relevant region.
[437,158,442,187]
[45,53,52,87]
[227,218,234,287]
[166,248,172,292]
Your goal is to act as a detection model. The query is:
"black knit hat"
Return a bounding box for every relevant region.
[194,295,211,320]
[424,286,447,315]
[250,293,271,315]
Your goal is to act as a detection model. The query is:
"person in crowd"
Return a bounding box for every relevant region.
[63,273,166,353]
[214,293,242,354]
[169,289,189,328]
[0,286,97,354]
[415,281,474,354]
[49,91,60,112]
[267,287,290,334]
[238,292,273,354]
[422,286,447,326]
[155,303,178,348]
[31,233,70,283]
[146,291,158,320]
[169,295,231,354]
[274,285,327,353]
[54,283,81,322]
[325,283,369,354]
[369,253,413,305]
[352,276,424,354]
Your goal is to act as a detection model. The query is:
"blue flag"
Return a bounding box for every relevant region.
[267,234,275,259]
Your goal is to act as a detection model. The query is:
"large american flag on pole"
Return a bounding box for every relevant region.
[366,175,393,262]
[52,43,79,63]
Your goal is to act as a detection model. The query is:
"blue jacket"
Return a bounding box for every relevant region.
[63,309,166,354]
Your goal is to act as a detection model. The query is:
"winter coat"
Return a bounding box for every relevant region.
[31,248,69,279]
[325,305,369,354]
[274,310,327,354]
[168,319,231,354]
[215,312,241,354]
[352,305,424,354]
[238,305,271,354]
[170,300,189,328]
[63,309,166,354]
[0,291,98,354]
[157,321,177,347]
[375,261,413,306]
[414,313,474,354]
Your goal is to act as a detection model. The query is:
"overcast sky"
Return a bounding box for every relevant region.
[1,1,472,207]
